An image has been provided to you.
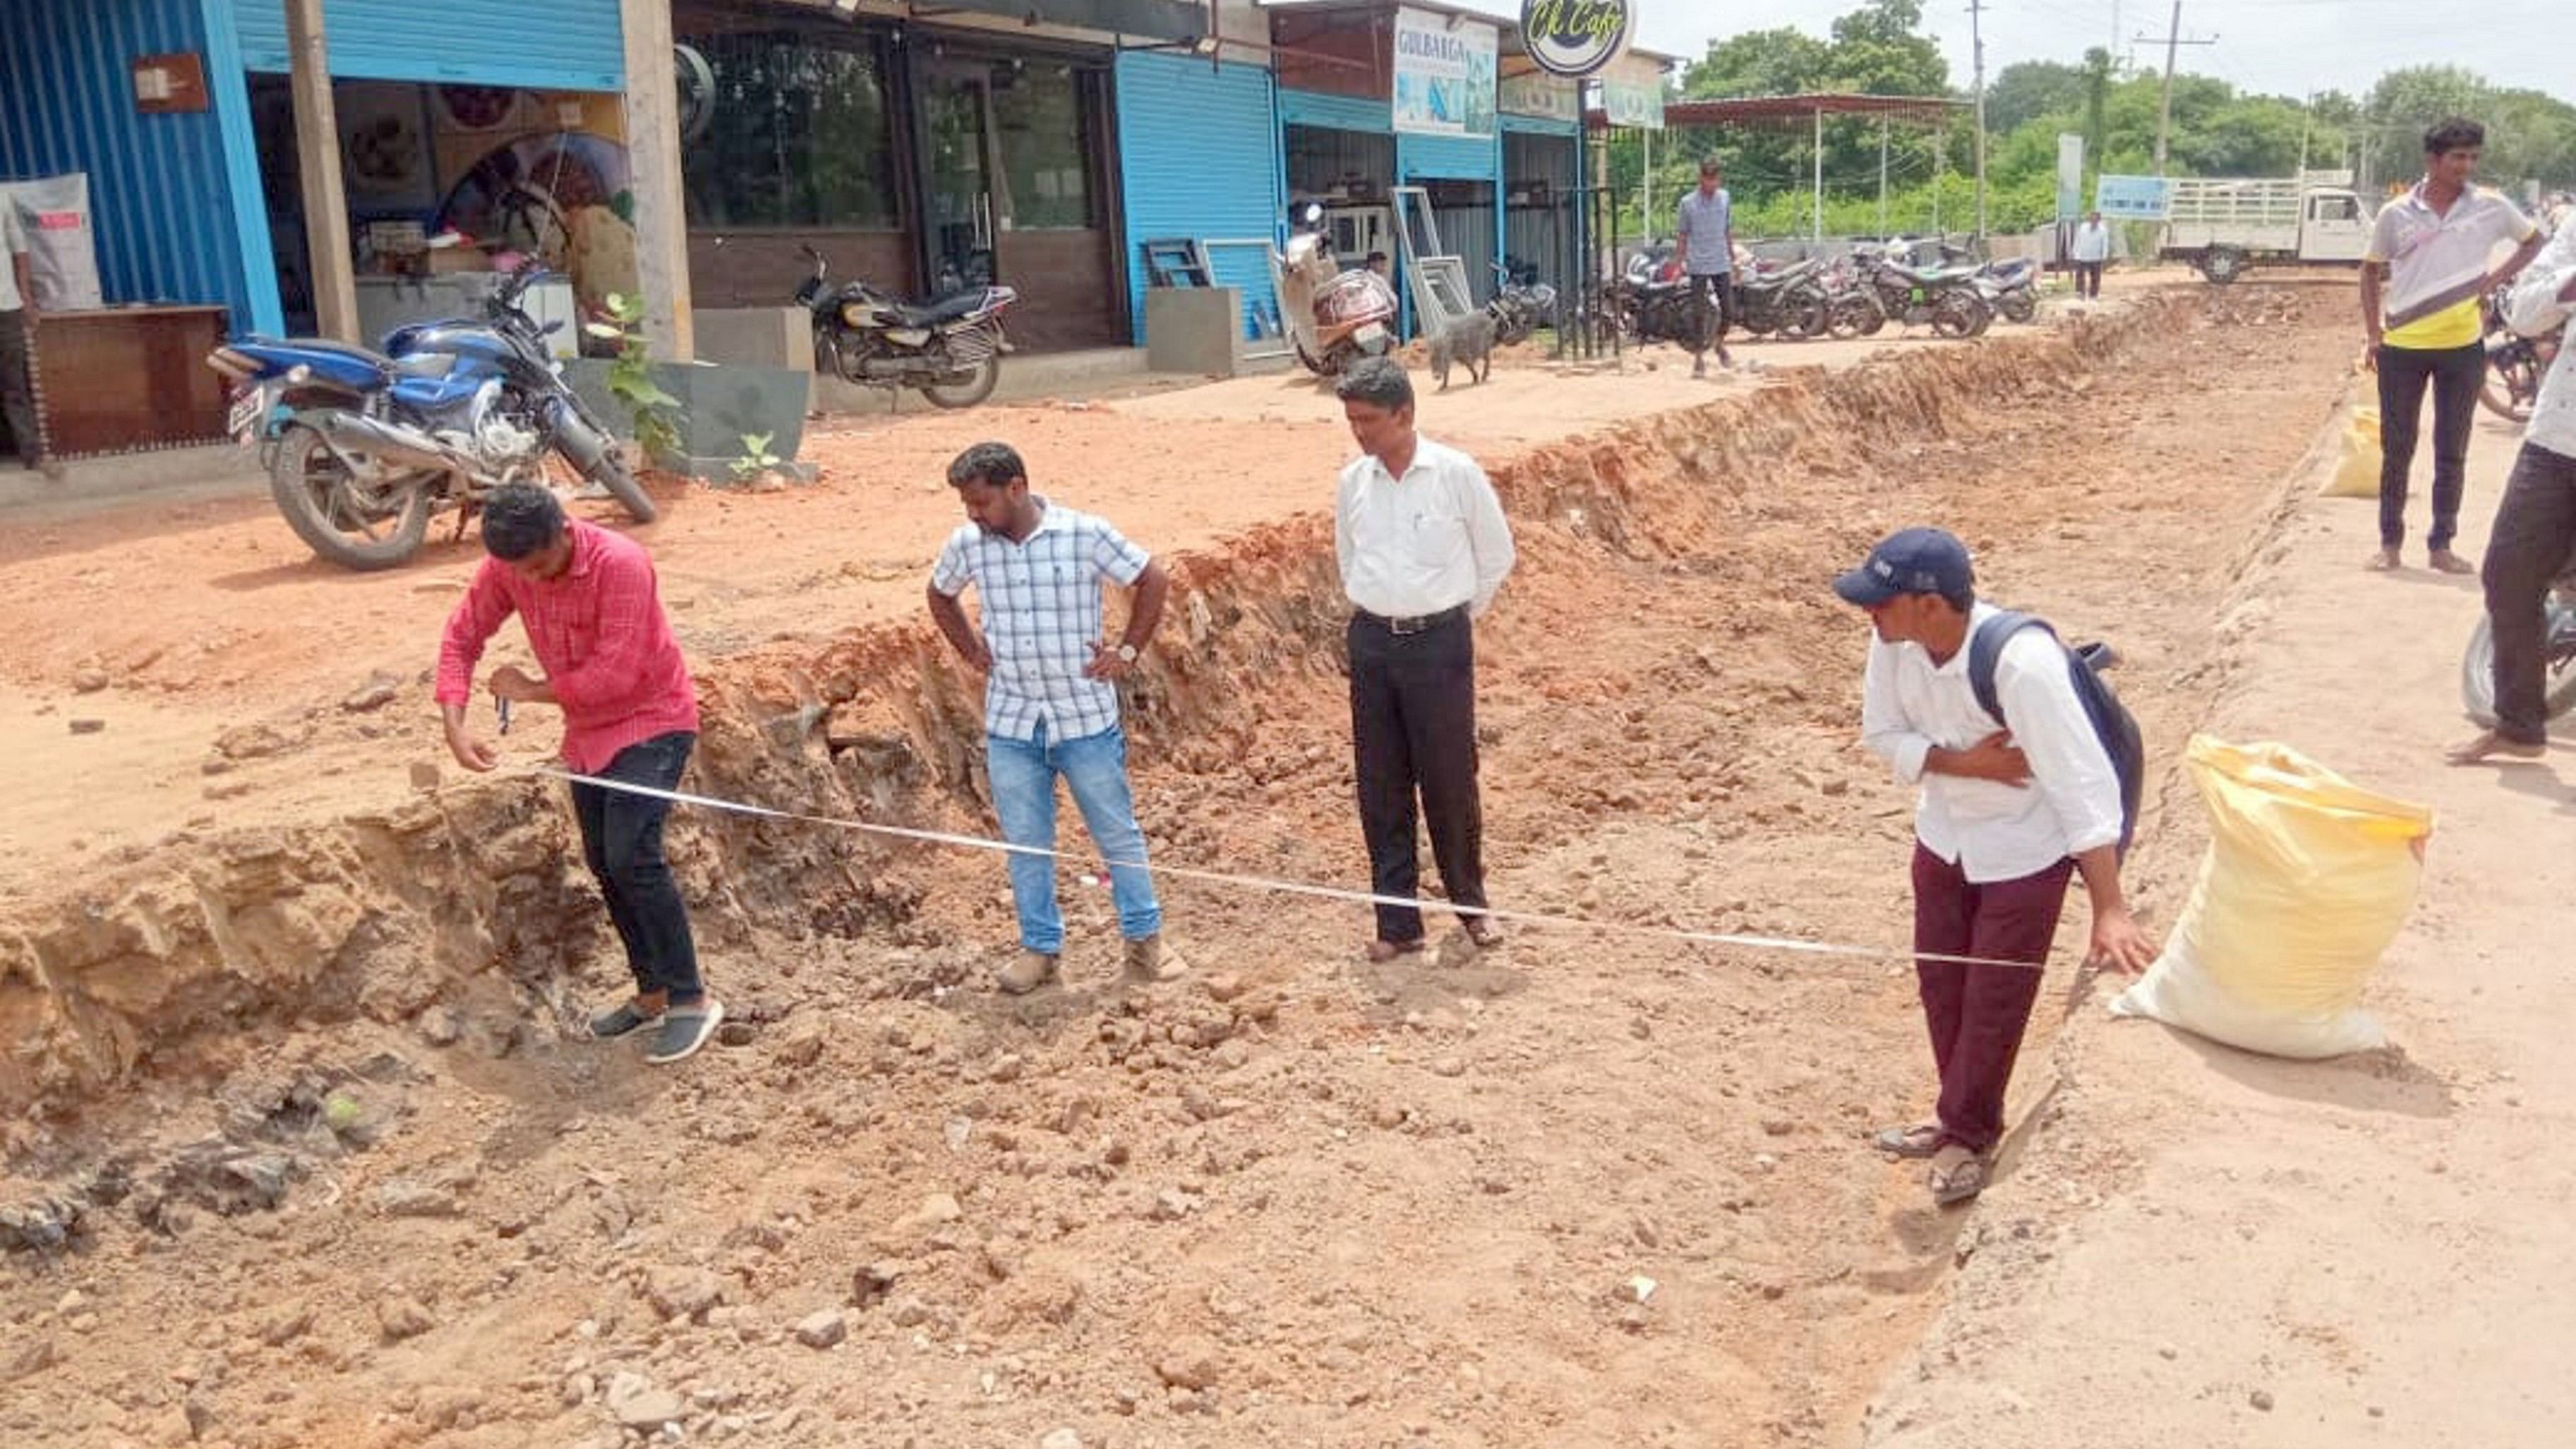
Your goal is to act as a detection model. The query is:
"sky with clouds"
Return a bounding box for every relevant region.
[1452,0,2572,101]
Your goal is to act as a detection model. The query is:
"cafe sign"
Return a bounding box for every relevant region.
[1520,0,1632,79]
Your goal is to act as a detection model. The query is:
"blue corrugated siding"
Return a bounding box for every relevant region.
[0,0,258,327]
[1279,89,1388,134]
[1399,131,1498,182]
[235,0,623,90]
[1117,53,1282,345]
[1500,114,1579,138]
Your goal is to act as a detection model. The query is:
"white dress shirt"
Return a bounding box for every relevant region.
[2505,218,2576,462]
[1335,436,1517,620]
[2070,220,2112,263]
[1860,603,2126,884]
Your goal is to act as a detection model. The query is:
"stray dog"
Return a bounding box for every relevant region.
[1427,312,1495,392]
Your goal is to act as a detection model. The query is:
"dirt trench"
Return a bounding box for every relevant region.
[0,287,2357,1449]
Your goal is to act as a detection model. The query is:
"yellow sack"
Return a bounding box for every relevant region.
[2321,406,2382,498]
[2111,735,2433,1059]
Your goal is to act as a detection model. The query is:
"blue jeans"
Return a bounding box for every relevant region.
[985,721,1160,954]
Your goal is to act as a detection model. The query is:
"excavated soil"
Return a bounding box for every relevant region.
[0,287,2354,1449]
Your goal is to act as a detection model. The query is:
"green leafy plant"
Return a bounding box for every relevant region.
[584,293,685,466]
[727,431,783,486]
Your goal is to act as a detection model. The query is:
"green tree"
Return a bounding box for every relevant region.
[1986,60,2086,136]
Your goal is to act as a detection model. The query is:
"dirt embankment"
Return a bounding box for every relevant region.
[0,287,2363,1449]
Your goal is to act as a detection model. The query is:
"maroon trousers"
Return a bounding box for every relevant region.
[1910,843,2076,1154]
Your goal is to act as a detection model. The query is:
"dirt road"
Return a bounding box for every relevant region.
[1861,392,2576,1447]
[0,289,2400,1449]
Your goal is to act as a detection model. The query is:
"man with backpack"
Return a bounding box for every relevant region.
[1835,527,2158,1207]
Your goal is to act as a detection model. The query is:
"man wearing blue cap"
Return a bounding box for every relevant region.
[1836,527,2156,1206]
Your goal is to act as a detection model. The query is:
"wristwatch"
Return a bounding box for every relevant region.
[1114,642,1140,663]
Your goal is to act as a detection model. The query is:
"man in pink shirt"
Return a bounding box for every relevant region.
[435,483,720,1064]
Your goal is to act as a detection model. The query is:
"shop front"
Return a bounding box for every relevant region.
[675,0,1208,356]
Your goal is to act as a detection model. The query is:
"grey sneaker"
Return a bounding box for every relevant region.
[644,999,724,1065]
[998,951,1059,995]
[590,998,663,1040]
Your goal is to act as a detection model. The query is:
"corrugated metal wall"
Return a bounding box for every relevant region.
[234,0,624,90]
[0,0,255,325]
[1278,88,1387,134]
[1397,133,1496,184]
[1115,52,1282,344]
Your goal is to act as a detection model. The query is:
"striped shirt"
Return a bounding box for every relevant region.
[434,520,700,773]
[931,497,1152,742]
[2368,181,2536,350]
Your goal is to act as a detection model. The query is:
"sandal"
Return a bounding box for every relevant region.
[1365,937,1426,963]
[1928,1144,1989,1206]
[1872,1123,1944,1160]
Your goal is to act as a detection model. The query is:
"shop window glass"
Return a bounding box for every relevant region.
[681,30,897,229]
[992,63,1095,231]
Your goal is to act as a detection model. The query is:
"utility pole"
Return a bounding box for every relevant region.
[1968,0,1988,241]
[285,0,356,341]
[2138,1,2218,178]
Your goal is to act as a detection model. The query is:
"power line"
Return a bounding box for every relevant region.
[2136,1,2219,176]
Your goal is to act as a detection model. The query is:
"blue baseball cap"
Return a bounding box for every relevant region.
[1834,527,1974,606]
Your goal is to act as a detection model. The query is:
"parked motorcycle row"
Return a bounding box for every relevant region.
[1608,237,2043,349]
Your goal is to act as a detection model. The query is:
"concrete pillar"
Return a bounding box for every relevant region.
[622,0,695,359]
[284,0,358,342]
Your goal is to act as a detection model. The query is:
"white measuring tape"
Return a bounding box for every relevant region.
[517,765,2072,974]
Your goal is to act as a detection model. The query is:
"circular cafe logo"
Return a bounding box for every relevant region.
[1521,0,1631,78]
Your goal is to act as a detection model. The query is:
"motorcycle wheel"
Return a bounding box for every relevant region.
[1491,308,1533,347]
[2000,290,2038,325]
[1781,290,1830,340]
[920,351,1002,409]
[1930,291,1987,339]
[2459,600,2576,726]
[2480,349,2540,424]
[584,448,658,524]
[1292,335,1337,375]
[267,423,434,572]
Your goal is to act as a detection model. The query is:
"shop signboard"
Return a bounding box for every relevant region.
[1519,0,1631,79]
[1392,6,1498,139]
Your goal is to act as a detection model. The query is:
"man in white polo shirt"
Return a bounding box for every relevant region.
[2361,116,2543,574]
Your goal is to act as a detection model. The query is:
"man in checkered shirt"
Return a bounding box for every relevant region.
[927,442,1181,994]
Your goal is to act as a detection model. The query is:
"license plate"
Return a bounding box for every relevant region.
[226,387,266,445]
[1356,323,1389,347]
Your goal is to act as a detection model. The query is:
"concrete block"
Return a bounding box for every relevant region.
[1144,287,1242,378]
[691,307,812,373]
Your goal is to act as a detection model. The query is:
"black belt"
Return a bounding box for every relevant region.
[1354,603,1467,636]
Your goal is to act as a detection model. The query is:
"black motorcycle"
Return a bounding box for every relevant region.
[1851,245,1992,338]
[1733,258,1830,339]
[1486,259,1559,347]
[2462,549,2576,726]
[798,246,1018,409]
[2481,282,2558,424]
[1610,243,1700,347]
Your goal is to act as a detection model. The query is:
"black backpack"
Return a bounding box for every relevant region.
[1966,611,2145,858]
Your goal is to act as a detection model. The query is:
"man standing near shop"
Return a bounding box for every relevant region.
[2361,116,2544,574]
[927,441,1181,995]
[1,203,61,481]
[1836,527,2156,1206]
[2450,204,2576,765]
[1675,157,1735,377]
[435,483,723,1066]
[1334,357,1515,962]
[2069,210,2112,301]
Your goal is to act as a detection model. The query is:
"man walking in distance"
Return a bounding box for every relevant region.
[1836,528,2155,1206]
[1675,157,1735,377]
[1,203,61,481]
[2361,116,2544,573]
[435,483,723,1065]
[927,442,1182,995]
[1334,357,1517,962]
[2069,210,2111,301]
[2449,208,2576,765]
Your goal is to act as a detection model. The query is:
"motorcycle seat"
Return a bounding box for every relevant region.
[244,336,395,371]
[889,292,989,329]
[1886,262,1980,284]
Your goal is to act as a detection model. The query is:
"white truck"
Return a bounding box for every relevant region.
[2159,174,2374,284]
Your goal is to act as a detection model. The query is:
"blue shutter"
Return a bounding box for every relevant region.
[1115,53,1283,343]
[1278,88,1388,133]
[0,0,265,329]
[1398,131,1498,182]
[235,0,624,90]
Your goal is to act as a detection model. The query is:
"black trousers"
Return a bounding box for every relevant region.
[1689,272,1733,355]
[1347,611,1487,943]
[2071,261,2103,299]
[2376,339,2487,551]
[0,309,42,468]
[2481,443,2576,743]
[568,731,704,1003]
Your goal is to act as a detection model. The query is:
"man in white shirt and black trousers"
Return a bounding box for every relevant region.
[1333,357,1517,963]
[1838,527,2156,1206]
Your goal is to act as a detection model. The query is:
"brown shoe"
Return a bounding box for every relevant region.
[1462,915,1506,950]
[1123,934,1185,984]
[2428,549,2477,575]
[1364,937,1426,964]
[2445,729,2547,765]
[997,950,1059,995]
[2365,548,2401,572]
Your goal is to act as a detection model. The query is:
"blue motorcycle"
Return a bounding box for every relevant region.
[206,263,651,571]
